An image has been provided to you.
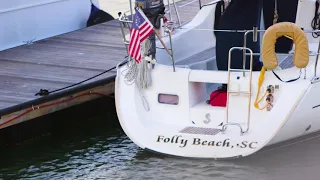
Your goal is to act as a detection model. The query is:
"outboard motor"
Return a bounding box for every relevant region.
[135,0,165,59]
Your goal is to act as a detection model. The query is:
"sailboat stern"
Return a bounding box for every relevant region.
[115,62,311,159]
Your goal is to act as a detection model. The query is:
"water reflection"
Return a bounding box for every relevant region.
[1,101,320,179]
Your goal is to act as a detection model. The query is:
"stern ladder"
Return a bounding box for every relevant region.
[222,47,254,135]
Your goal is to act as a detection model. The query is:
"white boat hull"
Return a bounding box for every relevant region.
[0,0,100,51]
[115,0,320,159]
[115,61,320,158]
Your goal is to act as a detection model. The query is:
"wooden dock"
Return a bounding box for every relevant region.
[0,0,209,129]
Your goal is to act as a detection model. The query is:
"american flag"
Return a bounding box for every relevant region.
[128,8,154,63]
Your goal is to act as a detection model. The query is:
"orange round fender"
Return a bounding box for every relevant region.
[261,22,309,70]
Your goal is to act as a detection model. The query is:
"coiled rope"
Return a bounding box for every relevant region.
[120,39,153,112]
[136,39,153,89]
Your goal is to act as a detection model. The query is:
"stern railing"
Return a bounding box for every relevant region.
[119,0,320,79]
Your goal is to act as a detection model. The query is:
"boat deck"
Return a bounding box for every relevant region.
[176,46,293,70]
[0,0,210,128]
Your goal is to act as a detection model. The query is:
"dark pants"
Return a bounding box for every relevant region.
[214,0,298,71]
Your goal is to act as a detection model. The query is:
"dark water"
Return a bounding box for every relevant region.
[1,98,320,180]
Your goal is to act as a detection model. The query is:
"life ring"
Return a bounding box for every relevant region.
[255,22,309,110]
[261,22,309,69]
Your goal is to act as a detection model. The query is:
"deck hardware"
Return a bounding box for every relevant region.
[311,76,320,84]
[306,125,311,131]
[23,38,36,45]
[222,123,244,135]
[304,68,307,79]
[243,28,264,77]
[226,47,254,134]
[313,38,320,78]
[166,28,176,72]
[253,25,258,42]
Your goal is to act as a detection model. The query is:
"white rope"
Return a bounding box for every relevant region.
[136,39,154,89]
[119,39,154,112]
[122,58,138,85]
[122,39,155,87]
[135,81,150,112]
[133,39,154,112]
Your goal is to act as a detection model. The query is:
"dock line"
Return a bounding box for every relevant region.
[35,60,128,96]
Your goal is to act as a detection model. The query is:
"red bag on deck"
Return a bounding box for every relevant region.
[206,89,227,107]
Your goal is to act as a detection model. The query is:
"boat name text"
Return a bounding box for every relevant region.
[156,135,258,149]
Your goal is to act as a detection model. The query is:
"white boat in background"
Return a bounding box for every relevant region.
[0,0,113,51]
[115,0,320,159]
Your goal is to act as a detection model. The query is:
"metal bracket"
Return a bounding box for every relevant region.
[221,123,245,136]
[23,38,36,45]
[311,76,320,84]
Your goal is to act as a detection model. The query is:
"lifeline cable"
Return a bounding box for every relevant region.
[201,0,223,9]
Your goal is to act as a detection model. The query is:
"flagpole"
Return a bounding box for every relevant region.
[136,7,172,57]
[153,28,175,72]
[153,29,172,56]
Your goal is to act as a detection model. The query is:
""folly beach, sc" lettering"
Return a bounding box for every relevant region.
[156,135,258,149]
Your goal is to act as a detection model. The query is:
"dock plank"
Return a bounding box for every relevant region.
[0,0,208,113]
[0,60,115,84]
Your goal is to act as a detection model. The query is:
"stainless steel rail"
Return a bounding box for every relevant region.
[224,47,254,134]
[120,0,320,77]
